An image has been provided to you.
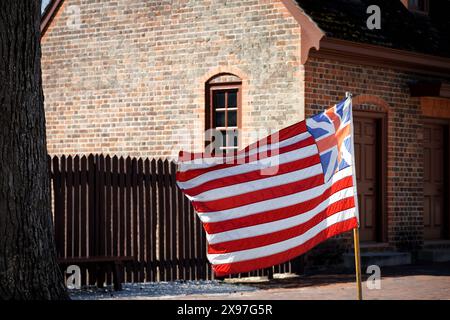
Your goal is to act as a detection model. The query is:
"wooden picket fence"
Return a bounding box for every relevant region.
[48,154,303,285]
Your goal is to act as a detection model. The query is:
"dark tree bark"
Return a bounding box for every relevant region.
[0,1,68,299]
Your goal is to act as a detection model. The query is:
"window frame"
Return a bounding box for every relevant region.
[205,81,242,153]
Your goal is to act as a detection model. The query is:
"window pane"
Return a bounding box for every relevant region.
[215,111,225,127]
[228,91,237,108]
[210,130,225,155]
[228,129,238,147]
[228,111,237,127]
[221,130,227,147]
[213,91,225,109]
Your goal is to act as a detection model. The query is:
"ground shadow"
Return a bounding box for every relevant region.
[238,262,450,290]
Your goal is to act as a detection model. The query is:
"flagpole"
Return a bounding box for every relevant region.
[353,227,363,300]
[346,91,363,301]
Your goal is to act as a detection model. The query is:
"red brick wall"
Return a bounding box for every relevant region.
[40,0,450,264]
[41,0,305,158]
[303,56,450,251]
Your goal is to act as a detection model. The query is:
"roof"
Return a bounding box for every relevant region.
[295,0,450,58]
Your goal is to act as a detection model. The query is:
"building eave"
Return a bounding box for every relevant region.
[280,0,325,64]
[310,37,450,78]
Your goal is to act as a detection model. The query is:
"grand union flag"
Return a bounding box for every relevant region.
[176,97,359,276]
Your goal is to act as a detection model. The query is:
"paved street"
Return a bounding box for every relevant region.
[155,263,450,300]
[169,275,450,300]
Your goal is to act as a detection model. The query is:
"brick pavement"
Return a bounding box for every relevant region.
[155,263,450,300]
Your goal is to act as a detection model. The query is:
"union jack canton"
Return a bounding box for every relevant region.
[306,97,354,183]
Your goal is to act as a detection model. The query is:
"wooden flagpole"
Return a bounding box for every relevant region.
[346,91,363,300]
[353,227,363,300]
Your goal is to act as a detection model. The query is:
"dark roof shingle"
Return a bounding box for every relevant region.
[295,0,450,58]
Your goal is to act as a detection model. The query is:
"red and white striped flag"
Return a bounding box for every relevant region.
[176,97,359,277]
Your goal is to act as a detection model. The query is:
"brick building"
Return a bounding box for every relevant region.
[40,0,450,268]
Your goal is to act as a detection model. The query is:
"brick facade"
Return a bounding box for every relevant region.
[41,0,450,269]
[41,0,304,158]
[304,56,450,252]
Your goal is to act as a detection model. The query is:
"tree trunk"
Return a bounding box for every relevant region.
[0,1,68,299]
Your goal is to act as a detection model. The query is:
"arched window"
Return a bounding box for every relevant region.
[205,73,242,154]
